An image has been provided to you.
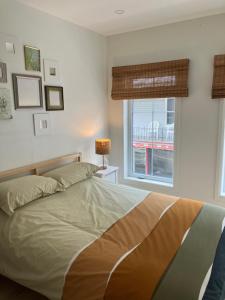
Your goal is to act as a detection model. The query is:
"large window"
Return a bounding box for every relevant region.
[127,99,176,185]
[218,103,225,199]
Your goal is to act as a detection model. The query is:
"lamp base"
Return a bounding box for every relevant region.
[99,165,107,170]
[99,155,107,170]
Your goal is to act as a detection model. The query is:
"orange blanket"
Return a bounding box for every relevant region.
[63,193,203,300]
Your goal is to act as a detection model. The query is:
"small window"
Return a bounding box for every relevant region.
[127,98,176,185]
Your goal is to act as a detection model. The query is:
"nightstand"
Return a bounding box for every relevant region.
[95,166,119,184]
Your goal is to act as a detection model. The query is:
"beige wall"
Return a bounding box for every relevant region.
[108,14,225,205]
[0,0,108,171]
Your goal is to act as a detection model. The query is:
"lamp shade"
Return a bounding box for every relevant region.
[95,139,111,155]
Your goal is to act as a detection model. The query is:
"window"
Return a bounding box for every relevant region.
[127,98,176,185]
[218,102,225,199]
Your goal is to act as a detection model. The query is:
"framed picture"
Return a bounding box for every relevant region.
[44,59,60,84]
[0,62,7,83]
[33,113,51,136]
[12,74,43,109]
[5,42,15,54]
[24,45,41,72]
[0,33,18,57]
[0,88,12,120]
[45,86,64,111]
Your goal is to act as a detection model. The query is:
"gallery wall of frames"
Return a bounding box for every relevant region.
[0,42,64,136]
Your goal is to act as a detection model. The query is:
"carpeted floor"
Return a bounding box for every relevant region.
[0,275,48,300]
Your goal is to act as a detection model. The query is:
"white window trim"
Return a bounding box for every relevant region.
[123,98,181,190]
[215,100,225,203]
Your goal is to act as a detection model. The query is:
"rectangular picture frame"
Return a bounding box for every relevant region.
[0,88,13,120]
[12,74,43,109]
[44,59,60,84]
[0,62,7,83]
[45,86,64,111]
[24,45,41,72]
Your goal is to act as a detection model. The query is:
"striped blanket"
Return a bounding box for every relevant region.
[63,193,225,300]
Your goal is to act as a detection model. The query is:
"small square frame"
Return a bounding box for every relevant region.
[33,113,51,136]
[45,86,64,111]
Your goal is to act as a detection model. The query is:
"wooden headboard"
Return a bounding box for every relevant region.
[0,153,81,181]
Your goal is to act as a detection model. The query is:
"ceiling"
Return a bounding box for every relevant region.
[17,0,225,36]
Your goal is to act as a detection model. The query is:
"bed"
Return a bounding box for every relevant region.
[0,153,224,300]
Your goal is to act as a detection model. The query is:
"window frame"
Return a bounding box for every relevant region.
[125,98,180,187]
[215,100,225,202]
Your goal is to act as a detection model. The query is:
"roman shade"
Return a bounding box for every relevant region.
[111,59,189,100]
[212,55,225,99]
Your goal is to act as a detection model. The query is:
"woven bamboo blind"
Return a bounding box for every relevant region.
[212,55,225,99]
[111,59,189,100]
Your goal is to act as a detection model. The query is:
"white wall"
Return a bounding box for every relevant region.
[108,14,225,205]
[0,0,108,171]
[1,1,225,205]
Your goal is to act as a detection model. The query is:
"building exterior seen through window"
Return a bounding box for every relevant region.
[127,98,175,184]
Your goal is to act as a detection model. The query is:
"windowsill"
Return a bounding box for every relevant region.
[124,176,174,188]
[213,197,225,208]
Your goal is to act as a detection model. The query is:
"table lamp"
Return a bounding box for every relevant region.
[95,138,111,170]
